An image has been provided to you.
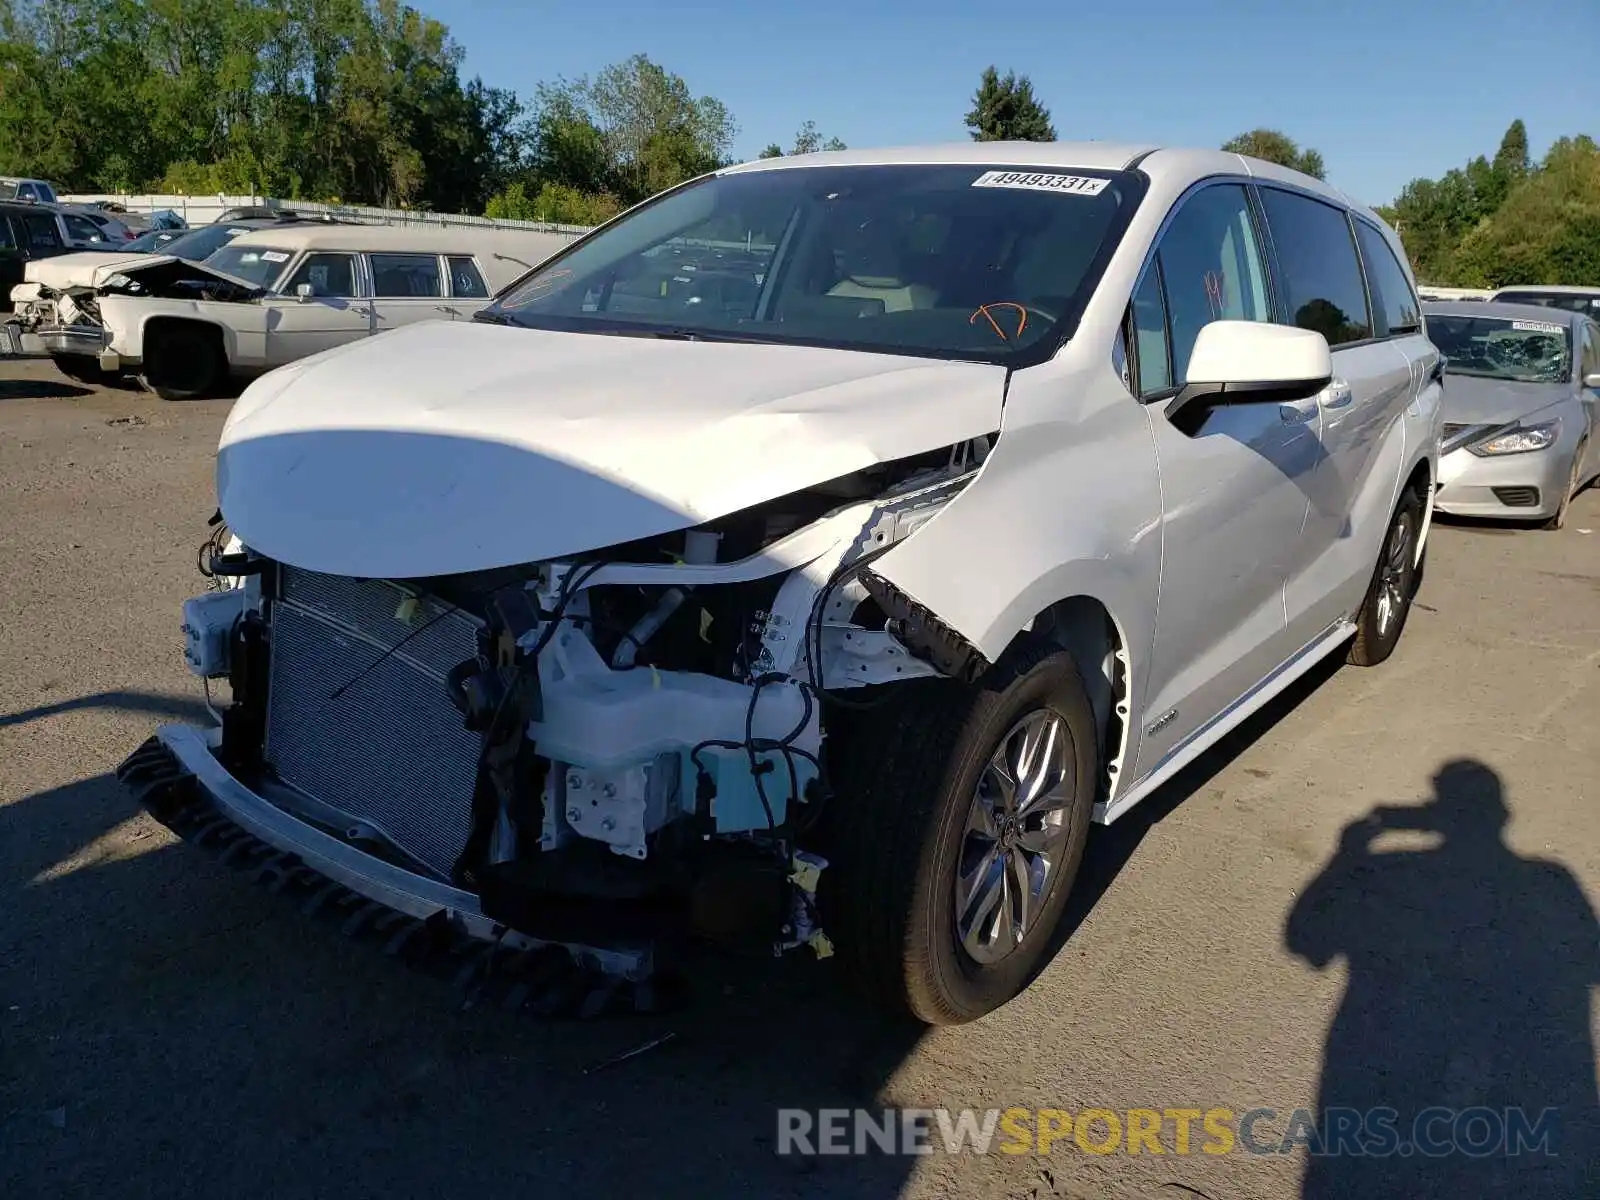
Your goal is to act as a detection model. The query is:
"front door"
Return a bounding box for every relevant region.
[1128,182,1323,778]
[366,253,452,333]
[264,252,372,366]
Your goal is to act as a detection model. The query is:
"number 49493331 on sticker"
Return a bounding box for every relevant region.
[970,170,1109,196]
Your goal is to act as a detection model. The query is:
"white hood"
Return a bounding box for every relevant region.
[218,320,1005,577]
[25,251,151,290]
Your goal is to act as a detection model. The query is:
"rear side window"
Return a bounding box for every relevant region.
[369,253,442,297]
[1354,222,1421,337]
[1153,183,1272,384]
[21,212,61,251]
[447,256,488,298]
[62,213,102,242]
[1259,188,1372,346]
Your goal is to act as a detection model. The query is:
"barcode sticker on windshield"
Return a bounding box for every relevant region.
[260,251,290,262]
[1511,320,1563,333]
[971,170,1109,196]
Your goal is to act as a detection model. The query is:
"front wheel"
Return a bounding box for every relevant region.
[825,640,1097,1025]
[1347,487,1423,667]
[141,324,224,401]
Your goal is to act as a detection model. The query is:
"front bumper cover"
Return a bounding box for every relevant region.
[1434,442,1572,520]
[119,724,664,1017]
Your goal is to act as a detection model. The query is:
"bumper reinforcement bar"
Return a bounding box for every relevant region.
[118,727,668,1019]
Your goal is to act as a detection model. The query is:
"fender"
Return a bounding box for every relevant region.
[867,347,1164,763]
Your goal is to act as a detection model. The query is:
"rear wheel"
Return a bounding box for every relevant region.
[825,639,1097,1025]
[142,324,223,401]
[1348,487,1422,667]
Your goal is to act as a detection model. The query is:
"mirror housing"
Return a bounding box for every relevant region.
[1165,321,1333,431]
[295,283,313,303]
[1584,371,1600,389]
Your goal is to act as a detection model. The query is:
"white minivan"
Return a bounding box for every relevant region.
[125,142,1441,1024]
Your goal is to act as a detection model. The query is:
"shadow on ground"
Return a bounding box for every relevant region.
[0,690,210,730]
[0,377,91,401]
[1285,759,1598,1197]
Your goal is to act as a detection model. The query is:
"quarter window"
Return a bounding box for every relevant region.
[1354,221,1421,337]
[1259,188,1372,346]
[285,252,360,298]
[1152,183,1271,384]
[1130,263,1171,395]
[369,253,442,298]
[447,256,488,298]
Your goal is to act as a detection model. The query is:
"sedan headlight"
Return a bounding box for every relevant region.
[1469,418,1561,456]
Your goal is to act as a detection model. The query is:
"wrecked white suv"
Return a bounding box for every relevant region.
[122,143,1441,1024]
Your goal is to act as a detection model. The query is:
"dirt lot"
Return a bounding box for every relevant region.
[2,357,1597,1200]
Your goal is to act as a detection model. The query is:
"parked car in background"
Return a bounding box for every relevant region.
[54,204,135,249]
[0,200,69,312]
[11,215,340,378]
[33,223,570,397]
[125,143,1440,1026]
[1487,284,1600,318]
[0,176,61,204]
[1426,300,1600,529]
[64,205,137,245]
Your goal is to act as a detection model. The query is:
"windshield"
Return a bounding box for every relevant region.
[485,164,1142,363]
[154,222,253,262]
[1426,314,1573,383]
[123,229,179,253]
[203,244,291,286]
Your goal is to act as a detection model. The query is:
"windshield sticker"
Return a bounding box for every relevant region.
[260,251,290,262]
[971,170,1109,196]
[1511,320,1563,333]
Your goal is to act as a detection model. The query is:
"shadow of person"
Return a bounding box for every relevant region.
[1286,760,1598,1198]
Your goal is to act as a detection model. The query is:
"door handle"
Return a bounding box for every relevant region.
[350,305,371,317]
[1321,379,1353,409]
[1279,399,1319,425]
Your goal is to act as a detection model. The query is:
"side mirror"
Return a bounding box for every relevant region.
[1165,321,1333,432]
[1585,372,1600,390]
[295,283,313,303]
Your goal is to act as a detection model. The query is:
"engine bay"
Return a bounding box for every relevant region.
[182,441,990,962]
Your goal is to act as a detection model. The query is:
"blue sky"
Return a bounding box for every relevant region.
[435,0,1595,207]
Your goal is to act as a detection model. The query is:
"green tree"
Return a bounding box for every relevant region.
[1221,129,1326,180]
[964,66,1055,142]
[1493,118,1530,181]
[757,120,846,158]
[1451,135,1600,287]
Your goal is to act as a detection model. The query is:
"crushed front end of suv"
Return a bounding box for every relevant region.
[123,144,1440,1024]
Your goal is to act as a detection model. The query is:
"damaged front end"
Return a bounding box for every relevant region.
[126,442,988,1011]
[15,257,260,372]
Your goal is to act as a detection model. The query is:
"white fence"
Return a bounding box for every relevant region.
[61,192,593,240]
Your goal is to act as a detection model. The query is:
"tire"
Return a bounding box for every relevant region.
[824,638,1097,1025]
[50,354,106,386]
[1543,441,1585,531]
[1347,486,1423,667]
[141,324,223,401]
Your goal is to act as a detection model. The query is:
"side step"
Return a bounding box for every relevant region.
[117,736,673,1019]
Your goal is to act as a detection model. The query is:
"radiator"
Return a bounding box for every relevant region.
[264,567,485,879]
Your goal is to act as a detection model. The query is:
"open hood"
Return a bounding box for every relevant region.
[24,251,150,291]
[218,321,1006,577]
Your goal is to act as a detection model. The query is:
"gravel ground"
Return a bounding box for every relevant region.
[2,357,1597,1199]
